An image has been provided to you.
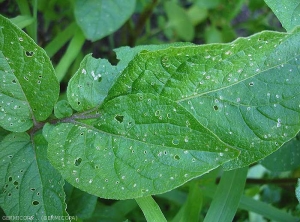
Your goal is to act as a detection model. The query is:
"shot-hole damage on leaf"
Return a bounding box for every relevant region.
[25,50,34,57]
[114,115,124,123]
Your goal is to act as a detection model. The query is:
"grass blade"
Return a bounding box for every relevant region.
[135,196,167,222]
[204,167,248,222]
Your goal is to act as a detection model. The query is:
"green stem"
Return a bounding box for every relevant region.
[135,196,167,222]
[204,167,248,222]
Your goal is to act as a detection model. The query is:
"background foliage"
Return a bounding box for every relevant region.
[0,0,300,221]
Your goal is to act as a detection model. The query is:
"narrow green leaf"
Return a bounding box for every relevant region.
[44,22,78,58]
[204,167,248,222]
[74,0,136,41]
[0,15,59,131]
[10,15,34,29]
[261,134,300,172]
[136,196,167,222]
[0,133,68,221]
[164,1,194,41]
[296,179,300,203]
[172,181,202,222]
[107,28,300,170]
[48,93,238,199]
[264,0,300,31]
[203,186,299,221]
[55,29,85,82]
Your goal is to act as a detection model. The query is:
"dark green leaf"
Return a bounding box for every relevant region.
[48,94,238,199]
[0,15,59,132]
[0,133,68,220]
[264,0,300,31]
[261,135,300,172]
[64,182,97,219]
[107,28,300,170]
[74,0,136,41]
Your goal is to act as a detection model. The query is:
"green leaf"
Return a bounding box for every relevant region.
[264,0,300,31]
[203,167,248,222]
[48,93,238,199]
[164,2,194,41]
[54,100,73,119]
[107,28,300,170]
[136,196,167,222]
[74,0,136,41]
[0,15,59,132]
[261,134,300,172]
[64,182,97,219]
[194,0,221,9]
[0,133,68,220]
[67,54,118,112]
[296,179,300,203]
[10,15,34,29]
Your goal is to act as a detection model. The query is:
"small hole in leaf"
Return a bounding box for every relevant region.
[13,181,18,186]
[8,193,11,197]
[213,105,218,111]
[12,79,16,84]
[115,115,124,123]
[77,101,81,105]
[98,76,102,82]
[249,82,254,86]
[74,158,82,166]
[8,176,12,182]
[32,200,39,205]
[174,155,180,160]
[30,188,35,191]
[25,51,34,57]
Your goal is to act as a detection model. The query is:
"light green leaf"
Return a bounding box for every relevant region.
[107,28,300,170]
[264,0,300,31]
[68,44,195,112]
[10,15,34,29]
[296,179,300,203]
[48,94,238,199]
[67,54,118,112]
[164,2,194,41]
[0,133,68,221]
[0,15,59,132]
[261,134,300,172]
[74,0,136,41]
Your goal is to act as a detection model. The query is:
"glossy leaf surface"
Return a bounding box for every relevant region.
[0,133,68,221]
[107,28,300,169]
[0,15,59,132]
[47,94,238,199]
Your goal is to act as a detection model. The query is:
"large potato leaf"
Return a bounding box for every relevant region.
[0,133,68,221]
[107,28,300,170]
[74,0,136,41]
[47,94,238,199]
[0,15,59,132]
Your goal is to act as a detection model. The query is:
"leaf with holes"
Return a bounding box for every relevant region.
[0,15,59,132]
[0,132,68,220]
[74,0,136,41]
[47,93,239,199]
[67,44,195,112]
[67,54,118,112]
[264,0,300,31]
[107,27,300,170]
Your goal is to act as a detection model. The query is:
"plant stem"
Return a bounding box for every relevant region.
[128,0,160,46]
[135,196,167,222]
